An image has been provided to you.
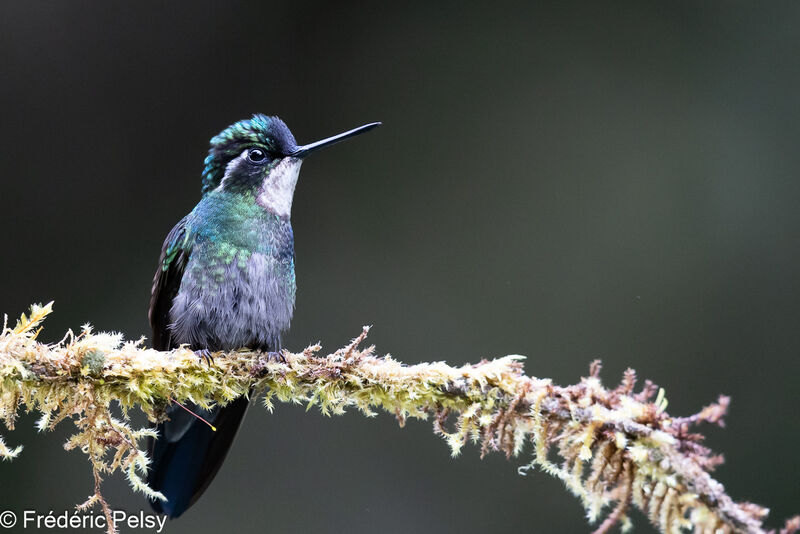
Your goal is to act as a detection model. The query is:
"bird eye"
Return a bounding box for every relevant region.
[246,148,268,164]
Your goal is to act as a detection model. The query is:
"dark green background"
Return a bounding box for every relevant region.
[1,2,798,533]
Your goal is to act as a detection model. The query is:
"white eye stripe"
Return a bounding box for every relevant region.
[216,151,249,191]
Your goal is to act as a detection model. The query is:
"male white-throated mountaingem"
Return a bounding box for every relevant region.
[147,115,380,518]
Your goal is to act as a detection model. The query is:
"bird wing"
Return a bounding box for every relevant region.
[146,214,252,518]
[148,216,193,351]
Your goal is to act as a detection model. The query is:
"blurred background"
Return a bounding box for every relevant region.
[1,2,799,533]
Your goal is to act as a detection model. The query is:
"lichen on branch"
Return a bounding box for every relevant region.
[0,303,797,534]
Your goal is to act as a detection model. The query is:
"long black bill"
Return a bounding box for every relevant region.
[290,122,381,158]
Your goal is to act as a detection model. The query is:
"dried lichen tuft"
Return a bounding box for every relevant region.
[0,303,797,534]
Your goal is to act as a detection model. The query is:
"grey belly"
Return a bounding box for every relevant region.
[168,253,295,351]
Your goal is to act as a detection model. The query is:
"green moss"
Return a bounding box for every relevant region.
[0,304,781,534]
[80,350,106,375]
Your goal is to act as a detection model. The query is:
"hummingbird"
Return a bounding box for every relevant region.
[147,114,380,518]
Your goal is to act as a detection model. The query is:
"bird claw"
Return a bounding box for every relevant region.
[266,351,286,363]
[196,349,214,366]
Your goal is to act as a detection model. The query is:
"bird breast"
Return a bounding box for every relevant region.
[169,247,296,352]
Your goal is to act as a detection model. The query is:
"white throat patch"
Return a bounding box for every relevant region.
[256,157,303,218]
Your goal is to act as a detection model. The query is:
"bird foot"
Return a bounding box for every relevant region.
[266,351,286,363]
[196,349,215,366]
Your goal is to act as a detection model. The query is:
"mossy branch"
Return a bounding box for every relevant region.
[0,303,797,534]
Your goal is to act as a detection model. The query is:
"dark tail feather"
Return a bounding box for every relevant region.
[147,396,250,518]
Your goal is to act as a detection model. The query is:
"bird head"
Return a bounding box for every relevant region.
[200,114,379,218]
